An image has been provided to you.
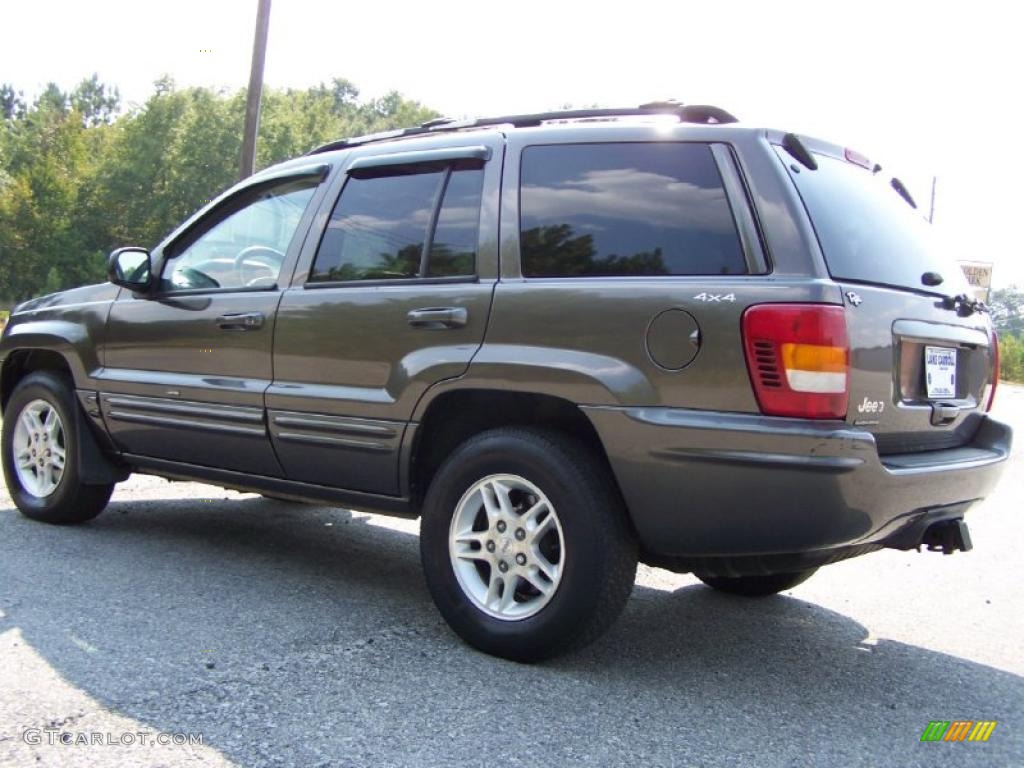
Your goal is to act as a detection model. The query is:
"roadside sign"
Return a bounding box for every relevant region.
[959,261,993,304]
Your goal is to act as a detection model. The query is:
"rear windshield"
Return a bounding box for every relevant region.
[777,147,970,294]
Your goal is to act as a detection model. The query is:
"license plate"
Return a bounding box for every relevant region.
[925,345,957,399]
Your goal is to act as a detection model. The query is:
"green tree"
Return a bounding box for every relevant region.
[0,84,109,299]
[0,75,439,304]
[998,332,1023,383]
[35,83,67,114]
[70,74,121,127]
[989,286,1024,334]
[0,84,26,120]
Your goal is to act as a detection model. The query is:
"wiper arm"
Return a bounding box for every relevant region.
[891,177,917,209]
[941,293,987,316]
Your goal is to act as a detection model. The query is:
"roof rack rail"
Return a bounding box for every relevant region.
[306,102,738,155]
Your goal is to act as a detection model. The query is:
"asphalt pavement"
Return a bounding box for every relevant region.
[1,387,1022,767]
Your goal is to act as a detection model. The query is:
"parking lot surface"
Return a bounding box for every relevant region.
[1,387,1022,767]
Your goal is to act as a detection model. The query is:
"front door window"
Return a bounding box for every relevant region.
[160,178,318,292]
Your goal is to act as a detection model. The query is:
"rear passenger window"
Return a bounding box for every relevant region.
[520,143,746,277]
[310,162,483,283]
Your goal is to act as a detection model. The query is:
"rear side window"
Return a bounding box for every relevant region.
[311,162,483,282]
[519,143,746,277]
[778,148,970,294]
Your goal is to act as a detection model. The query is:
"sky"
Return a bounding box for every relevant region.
[2,0,1021,287]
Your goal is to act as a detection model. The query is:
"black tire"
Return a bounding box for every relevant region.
[1,371,114,524]
[419,427,638,662]
[696,568,817,597]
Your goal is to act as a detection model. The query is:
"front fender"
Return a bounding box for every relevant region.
[0,314,127,484]
[1,291,116,406]
[1,322,96,386]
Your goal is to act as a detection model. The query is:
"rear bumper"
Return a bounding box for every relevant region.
[583,406,1012,559]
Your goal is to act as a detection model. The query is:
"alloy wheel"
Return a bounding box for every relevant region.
[448,473,565,621]
[11,398,67,498]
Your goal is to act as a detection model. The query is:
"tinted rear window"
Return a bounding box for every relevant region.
[313,169,440,282]
[310,163,483,282]
[520,143,746,277]
[779,148,970,294]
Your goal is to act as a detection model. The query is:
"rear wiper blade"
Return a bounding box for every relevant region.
[940,293,987,316]
[891,177,917,209]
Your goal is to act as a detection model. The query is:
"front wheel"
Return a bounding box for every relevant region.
[1,371,113,524]
[419,428,638,662]
[696,568,817,597]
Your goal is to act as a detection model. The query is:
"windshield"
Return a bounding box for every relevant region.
[777,147,970,295]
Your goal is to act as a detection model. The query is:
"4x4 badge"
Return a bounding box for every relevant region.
[846,291,863,307]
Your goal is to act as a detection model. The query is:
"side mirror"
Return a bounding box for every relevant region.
[108,247,152,292]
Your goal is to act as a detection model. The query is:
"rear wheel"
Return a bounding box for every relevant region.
[1,371,113,524]
[420,427,637,661]
[696,568,817,597]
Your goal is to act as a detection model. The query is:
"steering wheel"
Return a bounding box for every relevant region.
[234,245,285,288]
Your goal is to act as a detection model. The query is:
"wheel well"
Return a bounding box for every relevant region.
[410,389,620,509]
[0,350,74,412]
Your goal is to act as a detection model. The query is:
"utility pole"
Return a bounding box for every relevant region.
[239,0,272,180]
[928,176,937,224]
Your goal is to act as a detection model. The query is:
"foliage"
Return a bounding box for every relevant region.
[0,84,26,120]
[989,285,1024,334]
[999,331,1024,384]
[987,287,1024,382]
[0,74,437,304]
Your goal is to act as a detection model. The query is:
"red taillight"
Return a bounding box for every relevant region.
[742,304,850,419]
[986,330,999,412]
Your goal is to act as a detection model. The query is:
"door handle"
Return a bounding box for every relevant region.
[216,311,265,331]
[407,307,468,329]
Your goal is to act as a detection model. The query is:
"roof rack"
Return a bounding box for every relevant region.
[307,101,738,155]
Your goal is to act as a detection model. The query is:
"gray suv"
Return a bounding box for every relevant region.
[0,103,1011,661]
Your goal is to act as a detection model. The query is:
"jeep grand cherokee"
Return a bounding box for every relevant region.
[0,103,1011,661]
